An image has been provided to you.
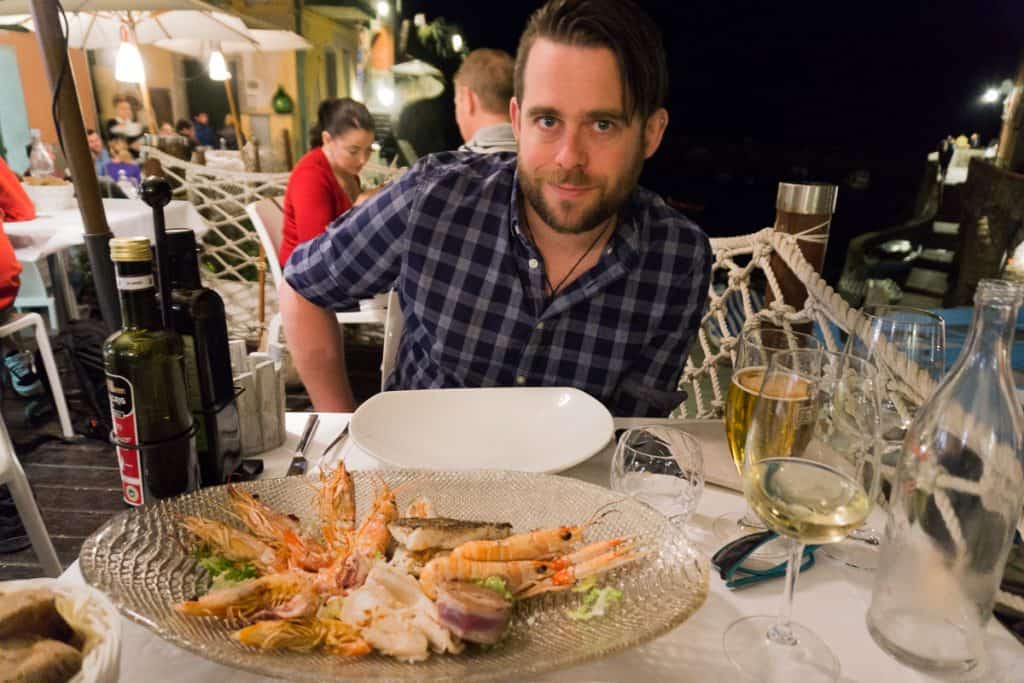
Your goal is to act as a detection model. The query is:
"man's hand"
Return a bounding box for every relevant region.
[278,280,357,412]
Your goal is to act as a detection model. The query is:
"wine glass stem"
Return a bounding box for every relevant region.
[738,503,763,528]
[766,538,804,647]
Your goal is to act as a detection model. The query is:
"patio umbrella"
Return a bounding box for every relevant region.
[0,0,259,133]
[2,0,268,332]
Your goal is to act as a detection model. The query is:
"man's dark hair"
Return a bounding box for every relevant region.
[86,128,96,136]
[514,0,668,124]
[175,119,193,134]
[454,48,515,116]
[309,97,375,149]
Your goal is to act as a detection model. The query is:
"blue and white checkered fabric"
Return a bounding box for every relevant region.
[285,152,711,417]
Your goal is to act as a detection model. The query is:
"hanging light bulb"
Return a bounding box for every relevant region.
[451,33,464,52]
[376,1,389,18]
[114,25,145,83]
[208,44,231,81]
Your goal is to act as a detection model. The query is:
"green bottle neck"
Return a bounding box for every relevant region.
[115,261,163,330]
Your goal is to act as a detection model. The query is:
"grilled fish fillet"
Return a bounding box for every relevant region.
[387,517,512,551]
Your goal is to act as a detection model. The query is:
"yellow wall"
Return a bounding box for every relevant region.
[0,31,97,145]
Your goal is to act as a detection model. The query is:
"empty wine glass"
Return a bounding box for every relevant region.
[610,426,704,528]
[827,305,945,570]
[723,349,882,682]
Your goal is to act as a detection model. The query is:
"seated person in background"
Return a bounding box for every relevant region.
[218,114,238,150]
[176,119,197,143]
[158,122,175,136]
[280,0,711,418]
[104,139,141,185]
[454,48,518,154]
[192,112,216,148]
[278,98,375,266]
[105,95,145,156]
[87,129,110,177]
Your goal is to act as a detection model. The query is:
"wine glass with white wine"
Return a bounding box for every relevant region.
[723,348,882,683]
[713,324,822,559]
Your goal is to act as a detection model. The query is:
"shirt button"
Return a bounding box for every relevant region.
[605,246,613,255]
[528,258,539,269]
[516,375,526,385]
[536,321,545,330]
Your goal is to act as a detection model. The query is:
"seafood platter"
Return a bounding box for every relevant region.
[80,468,708,681]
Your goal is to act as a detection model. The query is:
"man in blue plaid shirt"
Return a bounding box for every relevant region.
[281,0,711,417]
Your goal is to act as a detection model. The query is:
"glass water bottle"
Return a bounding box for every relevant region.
[867,279,1024,673]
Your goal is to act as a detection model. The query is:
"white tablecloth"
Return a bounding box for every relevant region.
[6,198,208,258]
[61,414,1022,682]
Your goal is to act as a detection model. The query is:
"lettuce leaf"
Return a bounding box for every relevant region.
[566,586,623,621]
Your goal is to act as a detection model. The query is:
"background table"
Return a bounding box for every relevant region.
[7,198,207,327]
[61,413,1021,682]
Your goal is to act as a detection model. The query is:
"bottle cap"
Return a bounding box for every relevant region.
[110,236,152,262]
[776,182,838,215]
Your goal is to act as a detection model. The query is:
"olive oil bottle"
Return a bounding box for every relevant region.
[104,237,198,505]
[166,228,241,486]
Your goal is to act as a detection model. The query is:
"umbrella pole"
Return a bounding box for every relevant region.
[29,0,121,332]
[138,80,157,135]
[223,79,245,147]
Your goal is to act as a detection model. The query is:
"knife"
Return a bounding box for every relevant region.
[287,414,320,476]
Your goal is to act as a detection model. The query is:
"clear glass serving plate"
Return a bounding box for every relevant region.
[80,470,709,682]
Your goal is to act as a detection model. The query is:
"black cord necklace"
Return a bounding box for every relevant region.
[524,215,613,298]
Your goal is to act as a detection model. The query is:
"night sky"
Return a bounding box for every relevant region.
[399,0,1022,277]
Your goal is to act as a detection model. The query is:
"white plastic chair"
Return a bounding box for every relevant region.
[245,199,388,349]
[0,312,74,438]
[0,416,61,576]
[380,289,403,390]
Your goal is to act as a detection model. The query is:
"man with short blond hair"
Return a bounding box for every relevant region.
[454,48,517,154]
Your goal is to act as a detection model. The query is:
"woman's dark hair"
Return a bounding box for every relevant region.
[514,0,668,124]
[309,98,375,149]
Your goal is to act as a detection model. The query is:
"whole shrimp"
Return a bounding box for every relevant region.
[226,484,302,543]
[181,516,277,572]
[338,477,408,588]
[175,573,318,620]
[418,555,556,600]
[449,503,617,562]
[316,459,356,550]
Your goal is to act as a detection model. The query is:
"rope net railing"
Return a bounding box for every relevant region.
[676,226,1022,612]
[143,147,406,343]
[673,225,939,420]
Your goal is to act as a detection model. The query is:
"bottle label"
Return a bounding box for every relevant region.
[116,274,154,291]
[107,372,144,506]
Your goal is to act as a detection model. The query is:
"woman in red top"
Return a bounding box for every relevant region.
[279,98,375,266]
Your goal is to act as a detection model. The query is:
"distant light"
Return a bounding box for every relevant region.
[981,87,1000,104]
[371,142,381,152]
[208,48,231,81]
[451,33,463,52]
[376,1,389,18]
[413,13,426,27]
[376,84,395,107]
[115,39,145,83]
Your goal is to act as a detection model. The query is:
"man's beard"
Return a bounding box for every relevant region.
[518,149,644,235]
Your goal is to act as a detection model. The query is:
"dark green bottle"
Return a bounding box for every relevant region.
[166,228,241,486]
[104,237,198,506]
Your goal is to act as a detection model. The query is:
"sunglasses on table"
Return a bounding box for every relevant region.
[712,530,819,590]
